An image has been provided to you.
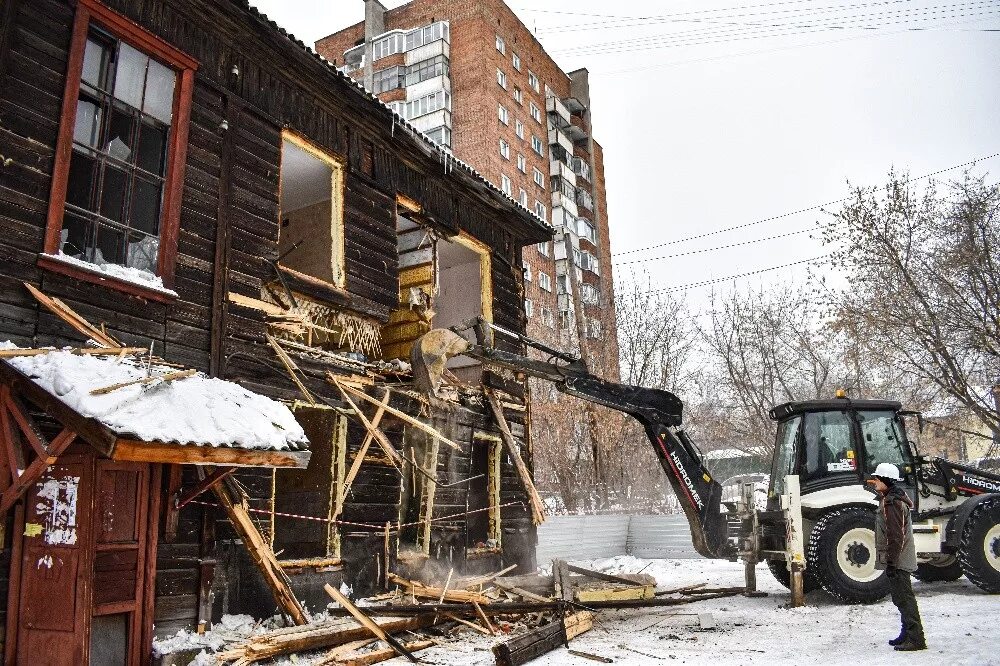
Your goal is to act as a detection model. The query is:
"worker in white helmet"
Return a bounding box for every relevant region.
[868,462,926,651]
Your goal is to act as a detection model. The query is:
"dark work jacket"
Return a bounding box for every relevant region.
[875,485,917,572]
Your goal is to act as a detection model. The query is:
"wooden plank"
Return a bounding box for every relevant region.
[0,346,147,358]
[23,282,120,347]
[553,559,573,602]
[485,388,545,525]
[111,439,311,469]
[493,620,566,666]
[575,585,654,603]
[0,386,26,484]
[566,564,655,588]
[564,612,594,641]
[174,467,236,509]
[89,368,198,395]
[267,334,316,404]
[472,600,497,635]
[214,478,308,626]
[336,390,390,518]
[337,383,461,452]
[5,391,49,458]
[324,583,418,663]
[494,580,551,604]
[338,640,436,666]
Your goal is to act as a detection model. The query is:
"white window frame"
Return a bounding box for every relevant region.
[512,52,521,71]
[524,298,533,318]
[528,70,540,92]
[531,135,544,156]
[513,87,523,105]
[498,104,509,125]
[499,138,510,160]
[519,187,528,206]
[515,119,525,140]
[496,68,507,89]
[500,173,512,196]
[541,306,554,328]
[517,154,527,173]
[538,272,552,292]
[523,261,532,282]
[496,34,506,54]
[530,101,542,124]
[534,200,547,220]
[537,241,550,257]
[533,167,545,188]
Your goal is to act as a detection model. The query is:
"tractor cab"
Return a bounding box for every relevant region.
[767,397,917,510]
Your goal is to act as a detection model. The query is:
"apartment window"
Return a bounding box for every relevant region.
[541,306,554,328]
[405,22,449,51]
[588,318,603,340]
[516,154,527,173]
[523,261,532,282]
[498,104,509,125]
[499,138,510,160]
[576,187,594,211]
[424,126,452,148]
[578,217,597,244]
[373,65,405,93]
[513,87,523,105]
[495,34,506,54]
[519,188,528,206]
[372,32,405,60]
[533,167,545,188]
[500,173,512,196]
[524,298,533,318]
[572,156,592,182]
[512,52,521,71]
[537,241,550,257]
[406,55,449,86]
[515,119,525,140]
[404,90,450,120]
[551,176,575,199]
[534,201,547,220]
[528,70,540,92]
[279,132,346,288]
[45,0,197,294]
[582,283,601,306]
[531,135,544,156]
[557,273,568,294]
[538,272,552,292]
[530,101,542,124]
[496,68,507,89]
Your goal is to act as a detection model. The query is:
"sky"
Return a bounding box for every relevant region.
[251,0,1000,312]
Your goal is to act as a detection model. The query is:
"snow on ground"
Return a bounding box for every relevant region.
[412,557,998,666]
[0,343,307,450]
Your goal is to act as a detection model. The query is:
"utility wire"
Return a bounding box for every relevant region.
[612,152,1000,258]
[634,255,830,294]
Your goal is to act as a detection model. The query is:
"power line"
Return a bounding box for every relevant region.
[550,3,998,56]
[633,255,830,294]
[612,152,1000,258]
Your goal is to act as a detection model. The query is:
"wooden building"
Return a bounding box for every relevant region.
[0,0,550,662]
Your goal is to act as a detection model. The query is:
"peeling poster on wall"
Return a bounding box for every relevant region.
[34,476,80,545]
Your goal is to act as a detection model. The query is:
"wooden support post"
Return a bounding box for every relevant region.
[0,428,76,514]
[0,388,25,485]
[484,388,545,525]
[493,619,567,666]
[164,464,183,543]
[336,391,391,517]
[324,583,418,663]
[553,559,574,602]
[213,478,308,625]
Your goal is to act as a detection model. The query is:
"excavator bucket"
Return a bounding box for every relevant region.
[411,328,471,395]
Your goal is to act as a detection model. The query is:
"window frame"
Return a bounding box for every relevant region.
[498,104,509,125]
[496,67,507,89]
[42,0,198,300]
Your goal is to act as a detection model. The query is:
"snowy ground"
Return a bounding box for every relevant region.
[162,557,999,666]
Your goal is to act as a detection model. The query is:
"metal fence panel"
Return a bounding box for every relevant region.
[535,514,698,565]
[626,515,699,559]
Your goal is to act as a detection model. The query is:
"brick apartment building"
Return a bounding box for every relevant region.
[317,0,621,500]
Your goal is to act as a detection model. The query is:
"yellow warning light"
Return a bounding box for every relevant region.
[835,389,847,399]
[846,450,855,459]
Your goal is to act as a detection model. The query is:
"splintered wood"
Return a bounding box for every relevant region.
[387,573,492,604]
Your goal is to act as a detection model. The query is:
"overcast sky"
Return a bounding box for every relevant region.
[252,0,1000,311]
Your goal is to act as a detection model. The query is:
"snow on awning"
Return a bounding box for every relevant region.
[0,343,310,468]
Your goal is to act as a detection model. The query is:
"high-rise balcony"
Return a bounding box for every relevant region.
[546,96,571,125]
[548,127,573,156]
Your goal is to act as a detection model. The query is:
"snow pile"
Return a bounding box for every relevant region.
[47,252,177,296]
[1,343,307,450]
[153,614,260,658]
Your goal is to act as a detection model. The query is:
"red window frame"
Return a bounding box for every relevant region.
[41,0,198,301]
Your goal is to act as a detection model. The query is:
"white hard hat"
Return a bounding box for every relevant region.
[872,462,902,481]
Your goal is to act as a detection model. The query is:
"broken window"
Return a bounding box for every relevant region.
[467,433,502,553]
[278,132,346,287]
[45,3,196,292]
[271,404,347,560]
[435,234,492,384]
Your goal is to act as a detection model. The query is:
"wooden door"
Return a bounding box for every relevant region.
[15,454,93,666]
[90,460,151,666]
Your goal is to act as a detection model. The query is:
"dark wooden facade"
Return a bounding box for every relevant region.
[0,0,548,660]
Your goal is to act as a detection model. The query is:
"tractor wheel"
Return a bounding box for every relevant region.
[766,558,819,592]
[914,556,964,583]
[958,497,1000,593]
[806,507,889,604]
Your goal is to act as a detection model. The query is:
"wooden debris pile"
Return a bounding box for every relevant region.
[211,558,746,665]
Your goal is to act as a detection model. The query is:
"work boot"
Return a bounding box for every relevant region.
[893,638,927,652]
[888,630,906,647]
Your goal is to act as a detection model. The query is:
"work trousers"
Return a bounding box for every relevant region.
[887,567,924,643]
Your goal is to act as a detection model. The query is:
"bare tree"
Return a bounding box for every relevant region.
[825,172,1000,447]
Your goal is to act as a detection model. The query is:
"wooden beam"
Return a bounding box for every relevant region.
[337,383,462,452]
[553,559,574,602]
[214,479,309,625]
[111,439,311,468]
[566,564,655,587]
[164,464,183,543]
[267,334,316,404]
[0,388,25,485]
[89,368,198,395]
[331,378,402,473]
[23,282,120,347]
[0,428,76,514]
[324,583,418,663]
[493,619,567,666]
[484,388,545,525]
[0,347,147,358]
[338,640,436,666]
[472,600,497,635]
[336,390,391,518]
[175,467,237,509]
[564,612,594,641]
[4,391,48,458]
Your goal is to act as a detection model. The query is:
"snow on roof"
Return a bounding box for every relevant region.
[0,343,307,451]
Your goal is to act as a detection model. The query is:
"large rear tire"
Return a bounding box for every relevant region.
[766,558,819,592]
[914,557,964,583]
[958,497,1000,593]
[806,507,889,603]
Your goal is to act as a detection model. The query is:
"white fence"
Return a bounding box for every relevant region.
[535,514,698,565]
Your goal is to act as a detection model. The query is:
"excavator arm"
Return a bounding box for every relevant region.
[411,318,734,559]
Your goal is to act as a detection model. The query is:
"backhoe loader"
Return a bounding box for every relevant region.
[412,317,1000,603]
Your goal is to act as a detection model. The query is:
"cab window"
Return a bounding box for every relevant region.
[803,411,858,482]
[770,415,800,496]
[857,410,911,475]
